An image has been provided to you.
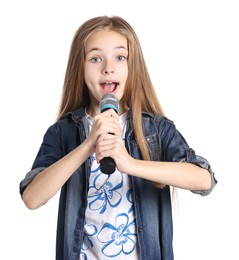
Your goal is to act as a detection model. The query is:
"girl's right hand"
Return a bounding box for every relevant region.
[85,109,122,154]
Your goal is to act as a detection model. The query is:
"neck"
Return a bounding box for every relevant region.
[86,106,100,117]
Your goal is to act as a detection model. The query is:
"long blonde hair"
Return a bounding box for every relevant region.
[58,15,165,167]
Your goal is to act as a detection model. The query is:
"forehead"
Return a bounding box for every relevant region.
[85,29,128,51]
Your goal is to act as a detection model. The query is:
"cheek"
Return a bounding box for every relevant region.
[85,63,101,80]
[84,65,94,85]
[119,63,128,79]
[123,67,128,81]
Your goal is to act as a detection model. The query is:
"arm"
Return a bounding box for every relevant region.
[22,109,121,210]
[95,135,212,191]
[124,158,211,191]
[22,140,91,210]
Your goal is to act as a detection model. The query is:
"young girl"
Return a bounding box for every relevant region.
[20,16,217,260]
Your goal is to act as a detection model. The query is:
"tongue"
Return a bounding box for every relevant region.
[103,83,115,93]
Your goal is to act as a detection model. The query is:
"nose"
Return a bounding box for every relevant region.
[104,69,114,74]
[103,61,115,74]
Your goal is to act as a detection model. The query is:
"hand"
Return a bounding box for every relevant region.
[85,109,121,154]
[95,132,135,174]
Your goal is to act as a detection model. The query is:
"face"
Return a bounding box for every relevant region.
[84,29,128,115]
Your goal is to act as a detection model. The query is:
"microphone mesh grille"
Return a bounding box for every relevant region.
[100,94,119,113]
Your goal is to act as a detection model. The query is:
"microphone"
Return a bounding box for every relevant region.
[99,94,119,174]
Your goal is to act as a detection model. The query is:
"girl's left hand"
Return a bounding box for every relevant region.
[95,133,135,174]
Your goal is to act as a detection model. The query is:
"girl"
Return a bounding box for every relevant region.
[20,16,217,260]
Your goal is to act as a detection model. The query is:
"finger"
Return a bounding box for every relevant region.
[93,118,121,136]
[101,108,119,118]
[96,136,122,162]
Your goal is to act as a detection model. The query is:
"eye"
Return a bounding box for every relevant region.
[116,55,127,61]
[90,57,102,63]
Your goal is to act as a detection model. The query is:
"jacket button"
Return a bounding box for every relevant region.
[138,228,143,233]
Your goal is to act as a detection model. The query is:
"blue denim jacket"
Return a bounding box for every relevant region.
[20,107,217,260]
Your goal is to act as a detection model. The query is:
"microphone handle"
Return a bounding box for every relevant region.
[100,157,115,174]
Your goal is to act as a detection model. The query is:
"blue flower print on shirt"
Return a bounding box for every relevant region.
[82,224,97,250]
[81,224,97,260]
[79,252,87,260]
[87,173,123,214]
[97,213,137,257]
[126,188,134,213]
[89,154,99,173]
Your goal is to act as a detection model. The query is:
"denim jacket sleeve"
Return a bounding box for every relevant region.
[19,122,64,196]
[19,167,46,196]
[159,116,217,196]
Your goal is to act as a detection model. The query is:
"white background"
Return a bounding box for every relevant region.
[1,0,238,259]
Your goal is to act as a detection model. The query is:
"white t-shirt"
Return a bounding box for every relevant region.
[80,112,139,260]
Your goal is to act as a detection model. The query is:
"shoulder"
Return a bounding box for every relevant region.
[133,112,177,138]
[60,106,85,123]
[45,107,86,136]
[141,112,175,129]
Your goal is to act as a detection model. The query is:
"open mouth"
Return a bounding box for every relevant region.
[101,82,118,93]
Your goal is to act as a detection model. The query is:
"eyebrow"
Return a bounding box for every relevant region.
[86,46,128,54]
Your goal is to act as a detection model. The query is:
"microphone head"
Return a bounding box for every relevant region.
[100,94,119,113]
